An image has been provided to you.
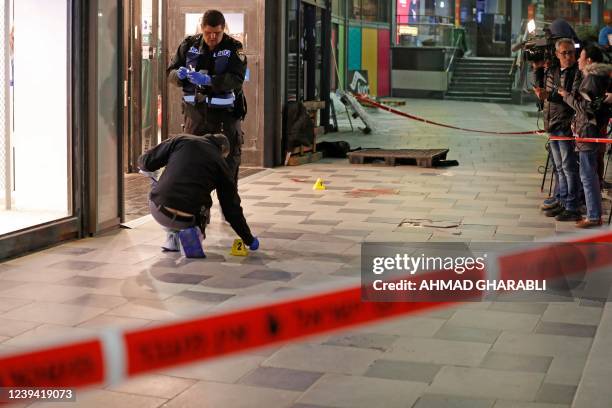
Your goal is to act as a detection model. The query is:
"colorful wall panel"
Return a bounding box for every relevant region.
[377,29,390,96]
[338,24,346,90]
[348,26,362,72]
[362,28,378,96]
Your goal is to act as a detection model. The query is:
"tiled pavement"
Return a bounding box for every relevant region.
[2,98,612,407]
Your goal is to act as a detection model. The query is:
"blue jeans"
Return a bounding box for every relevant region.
[579,150,602,221]
[549,138,579,212]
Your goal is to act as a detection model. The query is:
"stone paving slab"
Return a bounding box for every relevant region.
[297,373,426,408]
[427,366,544,401]
[162,382,300,408]
[263,343,382,375]
[385,337,491,366]
[572,288,612,407]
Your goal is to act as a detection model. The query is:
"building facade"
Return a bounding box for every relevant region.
[333,0,393,97]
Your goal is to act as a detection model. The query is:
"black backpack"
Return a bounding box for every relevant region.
[316,141,351,158]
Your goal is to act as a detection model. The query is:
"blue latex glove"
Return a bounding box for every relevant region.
[187,71,211,86]
[176,66,188,80]
[249,237,260,251]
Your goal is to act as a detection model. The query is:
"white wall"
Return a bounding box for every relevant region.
[13,0,68,212]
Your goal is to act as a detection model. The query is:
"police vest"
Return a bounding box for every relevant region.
[182,37,238,109]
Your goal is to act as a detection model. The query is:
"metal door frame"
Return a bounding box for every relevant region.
[282,1,331,140]
[0,0,85,259]
[124,0,162,173]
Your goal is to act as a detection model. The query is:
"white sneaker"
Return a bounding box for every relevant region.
[162,232,180,252]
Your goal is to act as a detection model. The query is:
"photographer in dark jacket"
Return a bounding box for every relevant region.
[138,134,259,252]
[560,46,612,228]
[535,38,582,221]
[167,10,247,183]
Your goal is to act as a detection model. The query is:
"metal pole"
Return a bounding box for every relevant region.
[3,0,11,210]
[540,150,549,193]
[549,163,554,196]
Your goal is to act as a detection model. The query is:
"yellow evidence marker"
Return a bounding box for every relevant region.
[231,239,249,256]
[313,177,326,190]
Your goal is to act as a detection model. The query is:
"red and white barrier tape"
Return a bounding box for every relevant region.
[354,94,543,136]
[549,136,612,144]
[1,229,612,389]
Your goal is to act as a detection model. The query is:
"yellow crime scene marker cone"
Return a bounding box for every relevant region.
[231,239,249,256]
[313,177,326,190]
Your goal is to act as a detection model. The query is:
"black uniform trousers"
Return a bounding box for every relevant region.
[183,102,243,183]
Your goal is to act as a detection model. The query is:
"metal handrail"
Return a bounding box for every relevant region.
[445,29,464,73]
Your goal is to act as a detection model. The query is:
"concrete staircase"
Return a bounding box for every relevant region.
[446,57,514,103]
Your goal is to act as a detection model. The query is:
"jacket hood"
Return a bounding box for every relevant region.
[584,63,612,77]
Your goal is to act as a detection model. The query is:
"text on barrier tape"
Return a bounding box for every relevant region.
[124,287,447,375]
[1,230,612,388]
[499,242,612,283]
[0,340,104,388]
[110,229,612,376]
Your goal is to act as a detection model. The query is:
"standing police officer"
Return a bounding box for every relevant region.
[167,10,247,183]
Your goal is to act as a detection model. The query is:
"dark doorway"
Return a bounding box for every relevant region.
[283,0,331,155]
[123,0,163,174]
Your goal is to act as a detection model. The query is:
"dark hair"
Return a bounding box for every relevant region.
[582,45,604,63]
[202,10,225,28]
[208,133,230,156]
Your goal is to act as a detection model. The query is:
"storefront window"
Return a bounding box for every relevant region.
[350,0,391,22]
[97,1,120,225]
[287,0,299,101]
[332,0,346,17]
[362,0,390,22]
[349,0,361,19]
[542,0,591,26]
[396,0,454,46]
[0,0,71,236]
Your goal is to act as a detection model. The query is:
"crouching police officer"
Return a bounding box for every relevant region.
[138,134,259,253]
[167,9,247,183]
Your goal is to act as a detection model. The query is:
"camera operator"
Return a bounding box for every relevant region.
[534,38,582,222]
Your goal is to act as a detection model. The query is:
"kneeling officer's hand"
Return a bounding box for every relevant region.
[188,71,211,86]
[249,237,260,251]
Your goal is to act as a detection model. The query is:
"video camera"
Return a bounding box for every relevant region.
[512,19,580,65]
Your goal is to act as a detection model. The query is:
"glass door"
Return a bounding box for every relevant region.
[125,0,162,173]
[140,0,163,155]
[122,0,163,222]
[166,0,263,167]
[0,0,72,236]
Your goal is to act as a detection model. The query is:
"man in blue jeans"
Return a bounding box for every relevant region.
[534,38,581,221]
